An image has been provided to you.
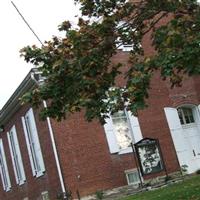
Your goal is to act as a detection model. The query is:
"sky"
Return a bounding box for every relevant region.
[0,0,79,109]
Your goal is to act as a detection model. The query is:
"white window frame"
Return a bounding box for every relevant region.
[125,168,142,185]
[177,106,196,126]
[0,139,11,191]
[116,21,134,52]
[41,191,49,200]
[7,125,26,185]
[21,108,45,178]
[111,110,133,152]
[104,109,143,154]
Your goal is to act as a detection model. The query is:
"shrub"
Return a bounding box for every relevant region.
[95,190,104,200]
[181,165,188,175]
[196,169,200,175]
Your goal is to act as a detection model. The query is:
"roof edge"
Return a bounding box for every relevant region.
[0,68,37,125]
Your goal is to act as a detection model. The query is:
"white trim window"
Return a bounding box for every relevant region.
[0,139,11,191]
[177,107,195,125]
[116,21,134,52]
[104,110,143,154]
[21,108,45,177]
[7,125,26,185]
[41,191,49,200]
[125,169,141,185]
[112,111,132,150]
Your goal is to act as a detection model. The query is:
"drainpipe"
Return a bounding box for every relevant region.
[43,101,67,199]
[31,71,67,199]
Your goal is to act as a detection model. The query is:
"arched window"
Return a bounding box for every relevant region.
[177,107,195,125]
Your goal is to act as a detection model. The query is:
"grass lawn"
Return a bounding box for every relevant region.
[122,175,200,200]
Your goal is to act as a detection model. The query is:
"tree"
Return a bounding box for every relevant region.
[20,0,200,123]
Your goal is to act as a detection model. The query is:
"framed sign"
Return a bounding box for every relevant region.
[135,138,164,175]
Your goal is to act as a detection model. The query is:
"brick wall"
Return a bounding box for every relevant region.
[0,105,61,200]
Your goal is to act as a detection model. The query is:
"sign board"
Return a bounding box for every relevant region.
[135,138,164,175]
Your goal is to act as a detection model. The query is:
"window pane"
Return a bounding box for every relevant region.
[177,107,195,125]
[41,191,49,200]
[185,108,195,123]
[177,109,184,125]
[112,111,132,150]
[127,171,139,184]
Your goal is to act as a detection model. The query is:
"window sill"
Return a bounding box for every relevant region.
[127,181,141,186]
[182,123,196,129]
[18,181,26,186]
[5,187,11,192]
[18,180,26,186]
[118,147,133,155]
[36,171,45,178]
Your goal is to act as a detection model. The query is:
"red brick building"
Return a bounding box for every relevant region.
[1,61,200,200]
[1,17,200,200]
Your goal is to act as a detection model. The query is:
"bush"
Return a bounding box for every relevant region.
[181,165,188,175]
[165,175,172,182]
[95,190,104,200]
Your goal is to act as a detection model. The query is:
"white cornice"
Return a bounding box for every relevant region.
[0,68,37,125]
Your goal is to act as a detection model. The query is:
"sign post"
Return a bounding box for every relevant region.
[130,142,143,187]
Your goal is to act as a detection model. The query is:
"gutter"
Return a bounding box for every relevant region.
[0,68,36,125]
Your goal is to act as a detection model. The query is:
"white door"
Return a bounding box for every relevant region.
[164,108,190,171]
[164,106,200,174]
[183,126,200,172]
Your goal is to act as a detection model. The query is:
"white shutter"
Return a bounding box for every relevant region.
[26,108,45,175]
[0,139,11,191]
[164,107,188,166]
[21,116,36,176]
[0,154,5,190]
[198,105,200,121]
[196,105,200,129]
[164,107,187,151]
[0,140,6,190]
[7,126,26,184]
[13,128,26,184]
[104,116,119,154]
[127,111,143,143]
[7,131,18,184]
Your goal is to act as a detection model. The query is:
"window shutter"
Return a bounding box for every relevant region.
[0,139,11,191]
[164,107,186,151]
[26,108,45,175]
[21,116,36,176]
[0,140,6,190]
[7,131,19,184]
[104,116,119,153]
[0,159,6,190]
[127,111,143,143]
[13,128,26,184]
[198,105,200,118]
[7,126,26,184]
[164,107,188,165]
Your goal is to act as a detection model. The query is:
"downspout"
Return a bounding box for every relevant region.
[43,101,67,199]
[30,72,67,199]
